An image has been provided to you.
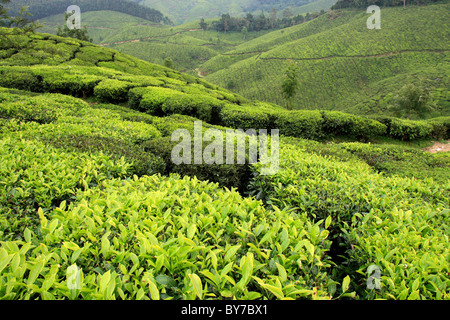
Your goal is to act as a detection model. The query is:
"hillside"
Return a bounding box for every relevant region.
[0,26,449,302]
[202,3,450,117]
[38,12,273,74]
[38,10,163,44]
[6,0,171,24]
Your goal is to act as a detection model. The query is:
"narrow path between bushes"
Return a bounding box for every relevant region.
[425,140,450,154]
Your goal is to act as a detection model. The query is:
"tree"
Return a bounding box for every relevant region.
[200,18,207,31]
[270,8,277,29]
[282,8,292,21]
[0,0,40,31]
[241,26,248,40]
[281,60,300,110]
[56,12,92,42]
[392,82,435,119]
[164,57,175,69]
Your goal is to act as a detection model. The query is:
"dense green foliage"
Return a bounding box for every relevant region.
[5,0,171,24]
[138,0,334,25]
[0,18,448,301]
[204,4,450,117]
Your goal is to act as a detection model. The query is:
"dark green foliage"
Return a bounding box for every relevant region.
[426,116,450,140]
[94,79,134,103]
[274,110,325,140]
[56,13,92,43]
[382,117,434,141]
[142,136,252,193]
[43,134,165,177]
[281,60,300,110]
[162,93,226,123]
[5,0,172,24]
[391,83,435,119]
[321,111,387,141]
[0,68,42,92]
[220,105,274,131]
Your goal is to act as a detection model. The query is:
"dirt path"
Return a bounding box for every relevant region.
[195,68,206,78]
[425,140,450,154]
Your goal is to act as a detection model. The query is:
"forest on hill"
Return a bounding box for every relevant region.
[5,0,172,24]
[0,0,448,304]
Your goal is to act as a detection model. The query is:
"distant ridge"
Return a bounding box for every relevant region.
[6,0,172,25]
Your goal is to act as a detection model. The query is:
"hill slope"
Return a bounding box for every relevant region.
[138,0,333,25]
[203,3,450,117]
[6,0,171,24]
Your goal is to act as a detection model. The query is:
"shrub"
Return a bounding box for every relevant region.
[41,72,103,97]
[0,68,42,92]
[274,110,324,140]
[219,105,274,131]
[162,94,226,124]
[0,91,88,124]
[427,116,450,140]
[321,111,387,141]
[0,137,131,241]
[94,79,134,103]
[43,134,165,177]
[142,135,253,193]
[139,87,183,116]
[346,206,449,300]
[388,118,434,141]
[0,174,335,300]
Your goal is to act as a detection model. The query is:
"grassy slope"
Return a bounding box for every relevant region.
[203,3,450,117]
[38,11,271,74]
[38,10,161,44]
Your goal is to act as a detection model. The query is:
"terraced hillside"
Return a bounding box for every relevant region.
[203,3,450,116]
[0,27,449,301]
[38,11,272,74]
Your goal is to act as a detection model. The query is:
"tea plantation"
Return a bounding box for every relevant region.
[0,27,448,300]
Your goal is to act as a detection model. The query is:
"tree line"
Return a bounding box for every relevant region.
[5,0,172,25]
[203,8,326,33]
[331,0,443,9]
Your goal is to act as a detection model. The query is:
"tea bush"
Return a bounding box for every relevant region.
[0,137,131,241]
[94,79,135,103]
[220,105,274,131]
[250,139,449,299]
[0,175,338,300]
[139,87,182,116]
[274,110,325,141]
[346,206,449,299]
[321,111,387,141]
[162,94,226,124]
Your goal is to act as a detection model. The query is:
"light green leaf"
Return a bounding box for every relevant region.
[27,259,45,285]
[342,275,350,293]
[148,280,160,300]
[325,215,332,229]
[24,228,32,243]
[100,271,111,292]
[224,245,241,262]
[0,250,13,274]
[276,263,287,283]
[241,253,254,283]
[63,242,80,251]
[189,273,203,299]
